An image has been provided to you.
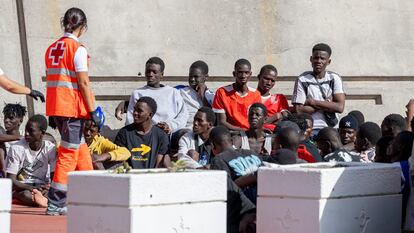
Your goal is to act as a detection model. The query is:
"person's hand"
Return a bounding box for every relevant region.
[156,122,172,134]
[406,99,414,118]
[92,153,111,163]
[187,149,200,161]
[28,89,45,102]
[239,212,256,233]
[115,101,125,121]
[90,108,103,128]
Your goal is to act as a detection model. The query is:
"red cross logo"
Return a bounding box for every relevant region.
[49,41,65,65]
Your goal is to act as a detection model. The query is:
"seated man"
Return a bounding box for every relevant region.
[178,107,215,166]
[256,64,289,130]
[212,59,261,131]
[115,97,169,169]
[119,57,188,134]
[292,43,345,135]
[0,103,27,177]
[381,113,407,137]
[179,60,215,128]
[314,127,361,162]
[233,103,273,155]
[210,126,262,204]
[210,126,262,181]
[338,114,359,151]
[84,119,131,169]
[6,114,56,207]
[291,114,322,162]
[354,121,381,162]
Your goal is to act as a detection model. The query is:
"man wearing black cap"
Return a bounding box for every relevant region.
[338,114,359,151]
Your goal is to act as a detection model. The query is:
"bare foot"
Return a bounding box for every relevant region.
[32,189,48,207]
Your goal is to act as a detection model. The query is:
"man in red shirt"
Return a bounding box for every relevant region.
[256,64,289,130]
[212,59,261,131]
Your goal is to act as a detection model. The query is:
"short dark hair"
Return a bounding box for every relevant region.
[315,127,342,151]
[190,60,209,75]
[28,114,48,132]
[146,57,165,72]
[234,58,251,70]
[277,127,300,151]
[358,122,381,145]
[312,43,332,56]
[3,103,27,118]
[258,64,278,76]
[249,102,268,117]
[198,107,216,124]
[137,96,157,114]
[297,113,313,126]
[290,115,307,135]
[209,126,232,147]
[381,114,407,135]
[348,110,365,126]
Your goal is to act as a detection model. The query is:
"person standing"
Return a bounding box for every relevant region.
[292,43,345,136]
[45,8,101,215]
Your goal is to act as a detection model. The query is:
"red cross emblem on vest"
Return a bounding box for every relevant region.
[49,41,65,65]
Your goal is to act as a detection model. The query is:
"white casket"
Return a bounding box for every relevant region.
[257,162,402,233]
[0,179,11,233]
[67,169,227,233]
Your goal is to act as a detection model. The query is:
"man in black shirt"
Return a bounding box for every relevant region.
[114,97,169,169]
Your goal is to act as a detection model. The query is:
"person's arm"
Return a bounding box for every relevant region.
[264,112,283,124]
[292,78,315,113]
[305,93,345,113]
[177,133,192,155]
[0,134,22,143]
[7,174,36,191]
[77,72,95,112]
[0,74,45,101]
[294,103,317,114]
[115,100,126,121]
[216,113,245,131]
[0,148,5,178]
[0,74,31,94]
[234,173,257,188]
[98,137,131,161]
[125,92,137,125]
[165,90,188,132]
[406,99,414,131]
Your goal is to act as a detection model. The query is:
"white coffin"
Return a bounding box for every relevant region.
[257,162,402,233]
[67,169,227,233]
[0,179,11,233]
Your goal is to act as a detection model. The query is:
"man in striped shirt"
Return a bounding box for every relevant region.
[292,43,345,136]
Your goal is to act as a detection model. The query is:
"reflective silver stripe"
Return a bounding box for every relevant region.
[47,81,78,90]
[46,68,76,78]
[51,181,67,191]
[61,140,80,149]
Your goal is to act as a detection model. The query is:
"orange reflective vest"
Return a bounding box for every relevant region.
[45,36,92,118]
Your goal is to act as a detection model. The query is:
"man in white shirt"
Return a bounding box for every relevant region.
[6,114,56,207]
[123,57,188,134]
[178,107,215,166]
[292,43,345,135]
[179,60,215,128]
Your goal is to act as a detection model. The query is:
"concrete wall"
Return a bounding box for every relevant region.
[1,0,414,131]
